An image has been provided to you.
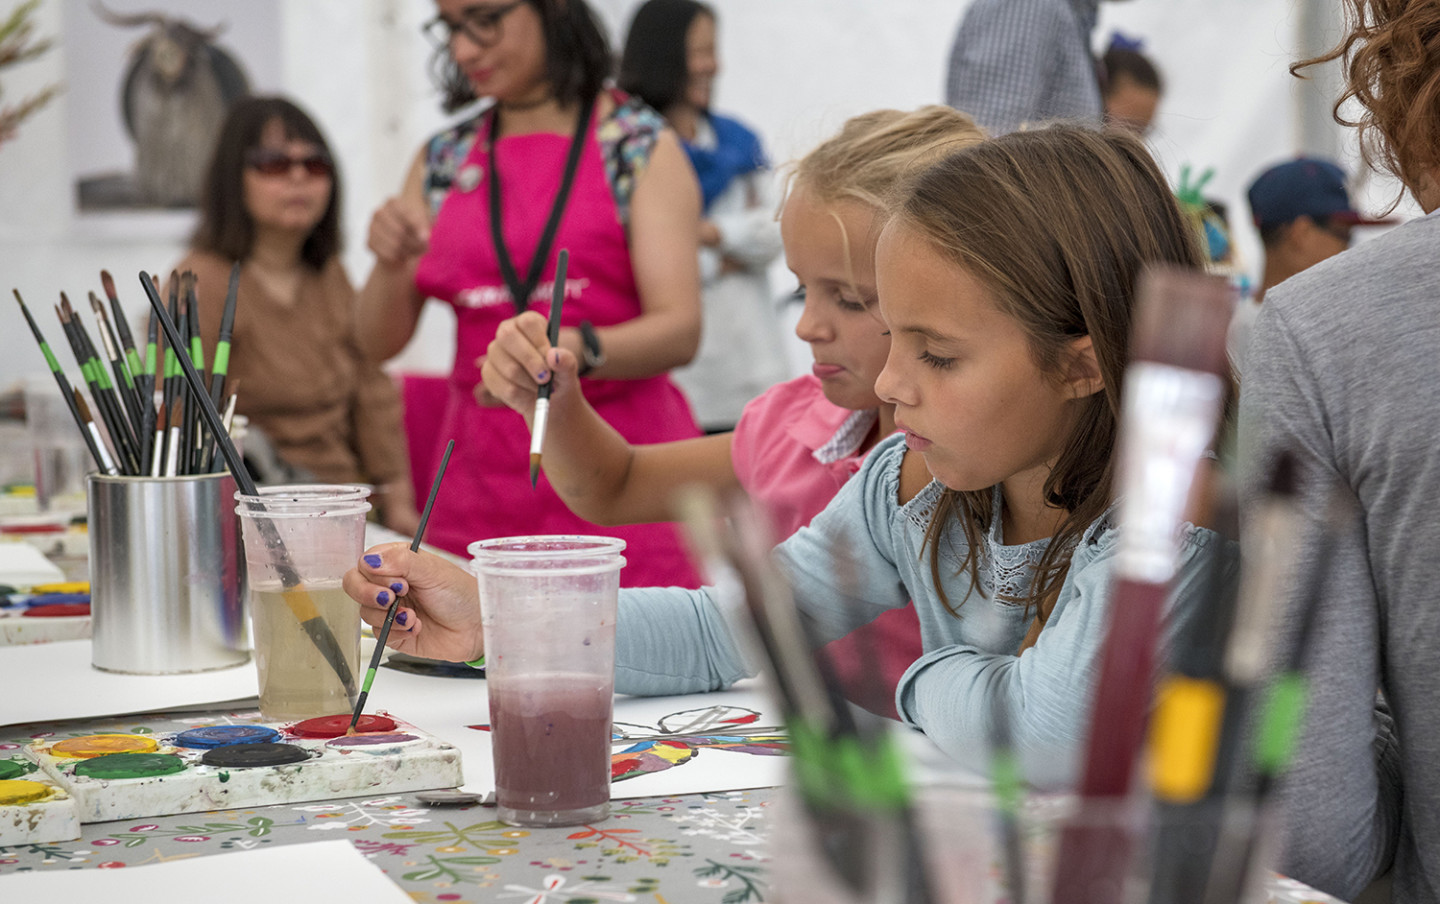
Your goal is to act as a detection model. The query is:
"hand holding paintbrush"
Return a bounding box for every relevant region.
[346,438,456,735]
[529,248,568,488]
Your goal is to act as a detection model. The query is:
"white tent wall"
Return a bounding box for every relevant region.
[0,0,1416,392]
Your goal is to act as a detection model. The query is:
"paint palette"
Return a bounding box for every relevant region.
[0,585,92,646]
[0,752,81,846]
[19,710,463,825]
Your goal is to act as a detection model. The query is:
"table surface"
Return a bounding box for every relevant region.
[0,713,1348,904]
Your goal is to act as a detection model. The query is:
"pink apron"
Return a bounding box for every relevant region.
[414,109,703,589]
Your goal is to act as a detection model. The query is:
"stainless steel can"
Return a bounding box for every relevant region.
[88,472,250,673]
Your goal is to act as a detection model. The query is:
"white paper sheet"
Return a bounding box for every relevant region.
[0,640,257,727]
[366,667,792,797]
[0,541,67,587]
[0,838,414,901]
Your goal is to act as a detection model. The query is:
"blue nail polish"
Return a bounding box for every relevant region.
[396,610,409,626]
[390,582,404,594]
[377,590,390,605]
[363,554,382,568]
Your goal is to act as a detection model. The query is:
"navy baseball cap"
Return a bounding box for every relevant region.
[1246,157,1391,229]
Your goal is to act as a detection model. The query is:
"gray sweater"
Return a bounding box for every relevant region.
[1239,211,1440,902]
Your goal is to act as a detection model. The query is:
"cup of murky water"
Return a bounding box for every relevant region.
[470,536,626,828]
[234,484,370,720]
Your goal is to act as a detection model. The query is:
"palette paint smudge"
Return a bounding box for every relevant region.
[17,711,462,825]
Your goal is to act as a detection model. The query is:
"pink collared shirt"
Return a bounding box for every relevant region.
[731,375,878,538]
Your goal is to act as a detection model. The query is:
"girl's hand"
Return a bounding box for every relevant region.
[343,543,483,662]
[478,311,582,419]
[367,197,430,267]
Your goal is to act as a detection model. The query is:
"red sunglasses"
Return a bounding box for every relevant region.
[246,149,334,178]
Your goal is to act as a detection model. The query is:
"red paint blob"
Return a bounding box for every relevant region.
[22,604,90,618]
[287,714,397,739]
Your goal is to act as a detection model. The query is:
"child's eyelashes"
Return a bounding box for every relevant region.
[919,350,957,370]
[836,296,868,312]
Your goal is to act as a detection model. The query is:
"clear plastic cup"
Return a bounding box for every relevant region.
[234,484,370,721]
[24,376,90,513]
[470,535,626,828]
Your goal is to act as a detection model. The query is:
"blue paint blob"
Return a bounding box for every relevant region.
[175,725,283,749]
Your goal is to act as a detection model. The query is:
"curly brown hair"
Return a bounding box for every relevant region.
[1293,0,1440,196]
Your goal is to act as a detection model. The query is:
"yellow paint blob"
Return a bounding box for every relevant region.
[51,734,159,759]
[0,779,55,805]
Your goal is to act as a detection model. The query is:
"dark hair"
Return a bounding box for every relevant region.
[432,0,612,113]
[1103,47,1163,95]
[618,0,712,113]
[191,96,341,270]
[887,126,1204,647]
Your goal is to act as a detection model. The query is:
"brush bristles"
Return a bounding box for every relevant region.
[1130,266,1234,376]
[529,454,541,488]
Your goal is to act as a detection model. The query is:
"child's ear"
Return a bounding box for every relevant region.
[1062,336,1105,399]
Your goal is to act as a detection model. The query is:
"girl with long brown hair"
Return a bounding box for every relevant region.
[341,123,1218,788]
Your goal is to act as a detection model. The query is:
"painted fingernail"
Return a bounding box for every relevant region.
[396,610,409,626]
[390,582,404,594]
[377,590,390,605]
[537,370,550,382]
[363,554,382,567]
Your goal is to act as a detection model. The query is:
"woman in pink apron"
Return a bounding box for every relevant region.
[358,0,704,588]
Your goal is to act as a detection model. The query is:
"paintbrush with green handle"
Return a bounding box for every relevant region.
[347,439,456,735]
[138,269,359,700]
[13,289,111,473]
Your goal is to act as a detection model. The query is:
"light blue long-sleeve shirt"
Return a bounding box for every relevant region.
[616,434,1221,790]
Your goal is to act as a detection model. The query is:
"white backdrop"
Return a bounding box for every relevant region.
[0,0,1419,391]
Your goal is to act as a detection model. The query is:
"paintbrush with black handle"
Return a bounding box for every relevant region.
[347,439,456,735]
[139,270,358,700]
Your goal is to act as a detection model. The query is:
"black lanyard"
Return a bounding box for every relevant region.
[487,96,595,315]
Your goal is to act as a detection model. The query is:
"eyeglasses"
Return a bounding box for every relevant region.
[246,149,334,179]
[423,0,527,50]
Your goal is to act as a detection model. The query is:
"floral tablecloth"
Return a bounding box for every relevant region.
[0,787,771,903]
[0,709,1348,904]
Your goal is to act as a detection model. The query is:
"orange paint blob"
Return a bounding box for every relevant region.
[51,734,159,759]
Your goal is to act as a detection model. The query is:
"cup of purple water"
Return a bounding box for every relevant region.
[470,535,626,828]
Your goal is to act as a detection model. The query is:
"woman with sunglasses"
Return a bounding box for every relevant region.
[178,95,420,532]
[358,0,705,586]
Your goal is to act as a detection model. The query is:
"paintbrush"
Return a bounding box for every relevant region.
[1201,461,1336,904]
[1144,488,1242,904]
[138,270,359,700]
[208,262,239,412]
[100,270,144,388]
[1050,267,1234,904]
[211,381,239,473]
[90,291,145,437]
[77,293,142,474]
[163,399,182,477]
[529,248,568,488]
[149,400,165,478]
[59,296,139,475]
[346,439,456,735]
[73,389,119,477]
[182,274,208,473]
[13,289,110,473]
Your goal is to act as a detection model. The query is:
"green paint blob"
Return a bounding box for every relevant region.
[73,753,186,780]
[219,771,230,783]
[0,759,35,780]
